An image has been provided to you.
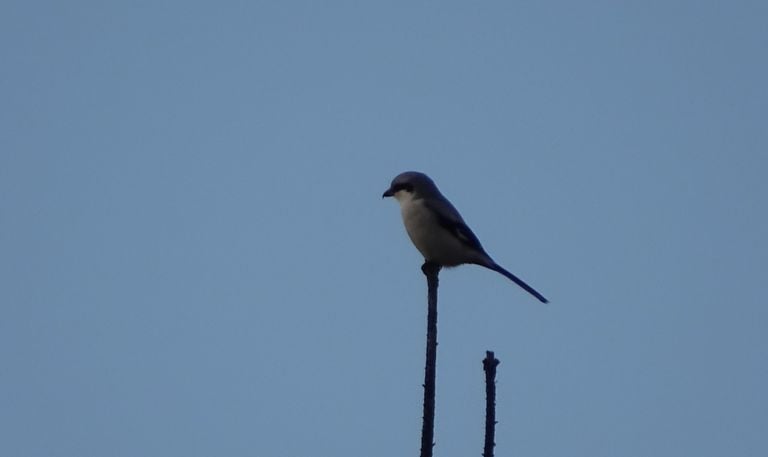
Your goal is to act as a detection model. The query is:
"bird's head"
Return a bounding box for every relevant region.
[382,171,439,202]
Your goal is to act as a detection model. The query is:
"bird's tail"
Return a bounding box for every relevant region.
[486,262,549,303]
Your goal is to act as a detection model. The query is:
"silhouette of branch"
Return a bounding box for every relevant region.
[482,351,500,457]
[420,262,441,457]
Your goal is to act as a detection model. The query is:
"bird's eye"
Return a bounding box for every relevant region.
[394,183,414,193]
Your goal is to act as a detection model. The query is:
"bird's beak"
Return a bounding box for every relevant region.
[382,187,395,198]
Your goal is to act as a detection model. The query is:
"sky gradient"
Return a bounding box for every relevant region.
[2,1,767,456]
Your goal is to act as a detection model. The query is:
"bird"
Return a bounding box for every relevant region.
[383,171,548,303]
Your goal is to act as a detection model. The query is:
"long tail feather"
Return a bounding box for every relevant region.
[487,263,548,303]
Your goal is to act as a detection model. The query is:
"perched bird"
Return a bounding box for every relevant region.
[383,171,548,303]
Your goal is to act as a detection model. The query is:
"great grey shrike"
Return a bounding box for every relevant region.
[383,171,548,303]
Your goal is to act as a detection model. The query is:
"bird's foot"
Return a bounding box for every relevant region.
[421,261,442,277]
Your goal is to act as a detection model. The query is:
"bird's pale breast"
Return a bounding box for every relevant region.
[400,198,471,266]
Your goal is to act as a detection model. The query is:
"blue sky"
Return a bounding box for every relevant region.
[1,1,766,456]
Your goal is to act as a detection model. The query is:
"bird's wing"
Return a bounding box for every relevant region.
[423,198,487,254]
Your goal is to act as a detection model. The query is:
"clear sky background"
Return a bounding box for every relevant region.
[2,1,766,456]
